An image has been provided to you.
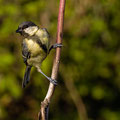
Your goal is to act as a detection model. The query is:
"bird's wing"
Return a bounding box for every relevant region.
[22,40,30,65]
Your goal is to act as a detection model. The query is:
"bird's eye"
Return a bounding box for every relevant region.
[22,25,28,29]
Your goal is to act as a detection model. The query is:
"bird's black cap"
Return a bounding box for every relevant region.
[18,21,37,28]
[16,21,37,33]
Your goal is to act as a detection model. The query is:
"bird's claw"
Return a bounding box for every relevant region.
[53,43,63,48]
[49,43,63,53]
[49,78,58,85]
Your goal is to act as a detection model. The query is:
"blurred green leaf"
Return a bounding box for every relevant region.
[0,53,14,68]
[92,86,105,100]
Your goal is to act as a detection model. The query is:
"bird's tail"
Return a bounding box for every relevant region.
[22,66,32,88]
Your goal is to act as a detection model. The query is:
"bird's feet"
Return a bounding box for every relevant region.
[37,67,58,85]
[48,77,58,85]
[49,43,63,53]
[52,43,63,48]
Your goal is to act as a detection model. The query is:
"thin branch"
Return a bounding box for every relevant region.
[38,0,66,120]
[60,64,88,120]
[63,72,88,120]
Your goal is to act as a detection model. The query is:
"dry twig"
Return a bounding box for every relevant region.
[38,0,66,120]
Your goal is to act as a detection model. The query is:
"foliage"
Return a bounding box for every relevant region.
[0,0,120,120]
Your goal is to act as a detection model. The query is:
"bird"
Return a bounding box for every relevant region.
[16,21,62,88]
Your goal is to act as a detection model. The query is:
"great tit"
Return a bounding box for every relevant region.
[16,21,62,88]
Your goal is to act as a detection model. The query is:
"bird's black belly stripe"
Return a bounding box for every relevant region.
[36,40,47,53]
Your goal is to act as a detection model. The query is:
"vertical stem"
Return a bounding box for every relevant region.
[45,0,65,102]
[38,0,66,120]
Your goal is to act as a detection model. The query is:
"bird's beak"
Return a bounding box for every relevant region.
[16,28,22,34]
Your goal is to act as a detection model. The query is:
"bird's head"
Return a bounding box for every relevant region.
[16,21,39,37]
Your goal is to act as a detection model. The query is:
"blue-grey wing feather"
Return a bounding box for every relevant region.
[22,41,30,65]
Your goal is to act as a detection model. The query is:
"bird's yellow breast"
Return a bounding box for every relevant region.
[24,38,47,67]
[25,38,42,56]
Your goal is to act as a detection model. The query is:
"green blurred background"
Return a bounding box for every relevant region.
[0,0,120,120]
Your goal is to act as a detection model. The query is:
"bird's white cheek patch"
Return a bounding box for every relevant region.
[24,26,38,36]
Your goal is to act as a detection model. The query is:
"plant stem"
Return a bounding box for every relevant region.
[38,0,66,119]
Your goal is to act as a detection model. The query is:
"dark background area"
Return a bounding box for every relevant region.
[0,0,120,120]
